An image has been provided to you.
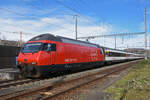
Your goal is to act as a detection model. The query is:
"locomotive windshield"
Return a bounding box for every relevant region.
[21,43,43,53]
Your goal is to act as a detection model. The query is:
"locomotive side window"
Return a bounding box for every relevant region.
[100,48,104,54]
[47,44,51,51]
[42,43,51,51]
[42,43,56,51]
[42,43,47,51]
[51,44,56,51]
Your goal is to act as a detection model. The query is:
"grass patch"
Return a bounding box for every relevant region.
[104,60,150,100]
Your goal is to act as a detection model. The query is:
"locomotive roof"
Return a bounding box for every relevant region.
[29,33,101,48]
[57,36,100,48]
[29,34,62,42]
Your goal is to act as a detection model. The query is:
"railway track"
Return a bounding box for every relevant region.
[0,79,19,84]
[0,79,35,89]
[38,60,137,100]
[0,60,141,100]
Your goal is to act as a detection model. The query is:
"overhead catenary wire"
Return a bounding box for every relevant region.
[0,2,83,33]
[54,0,80,15]
[0,28,41,36]
[54,0,108,38]
[0,7,83,35]
[22,0,86,37]
[0,0,145,50]
[0,7,37,19]
[22,1,75,17]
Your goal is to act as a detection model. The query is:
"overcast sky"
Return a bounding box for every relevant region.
[0,0,149,49]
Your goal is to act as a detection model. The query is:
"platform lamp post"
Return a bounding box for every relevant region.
[20,31,23,47]
[144,8,148,59]
[75,14,78,40]
[115,35,116,49]
[149,36,150,48]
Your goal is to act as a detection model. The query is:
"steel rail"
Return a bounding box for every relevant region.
[0,60,140,100]
[41,61,137,100]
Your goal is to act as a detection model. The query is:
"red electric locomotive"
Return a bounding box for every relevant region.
[17,34,105,77]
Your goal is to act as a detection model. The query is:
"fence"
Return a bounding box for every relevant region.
[0,45,20,69]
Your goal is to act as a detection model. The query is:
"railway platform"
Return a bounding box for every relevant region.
[0,68,20,80]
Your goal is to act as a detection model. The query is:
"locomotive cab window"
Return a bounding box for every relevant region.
[21,42,42,53]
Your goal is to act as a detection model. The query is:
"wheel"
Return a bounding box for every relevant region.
[30,67,42,78]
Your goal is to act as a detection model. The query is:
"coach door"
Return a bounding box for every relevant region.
[50,44,56,65]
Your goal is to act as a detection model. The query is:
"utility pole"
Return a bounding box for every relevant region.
[115,35,116,49]
[145,8,147,49]
[104,37,105,46]
[20,31,22,47]
[145,8,148,59]
[149,36,150,48]
[75,14,78,40]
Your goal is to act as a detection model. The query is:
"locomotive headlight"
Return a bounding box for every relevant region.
[32,62,36,65]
